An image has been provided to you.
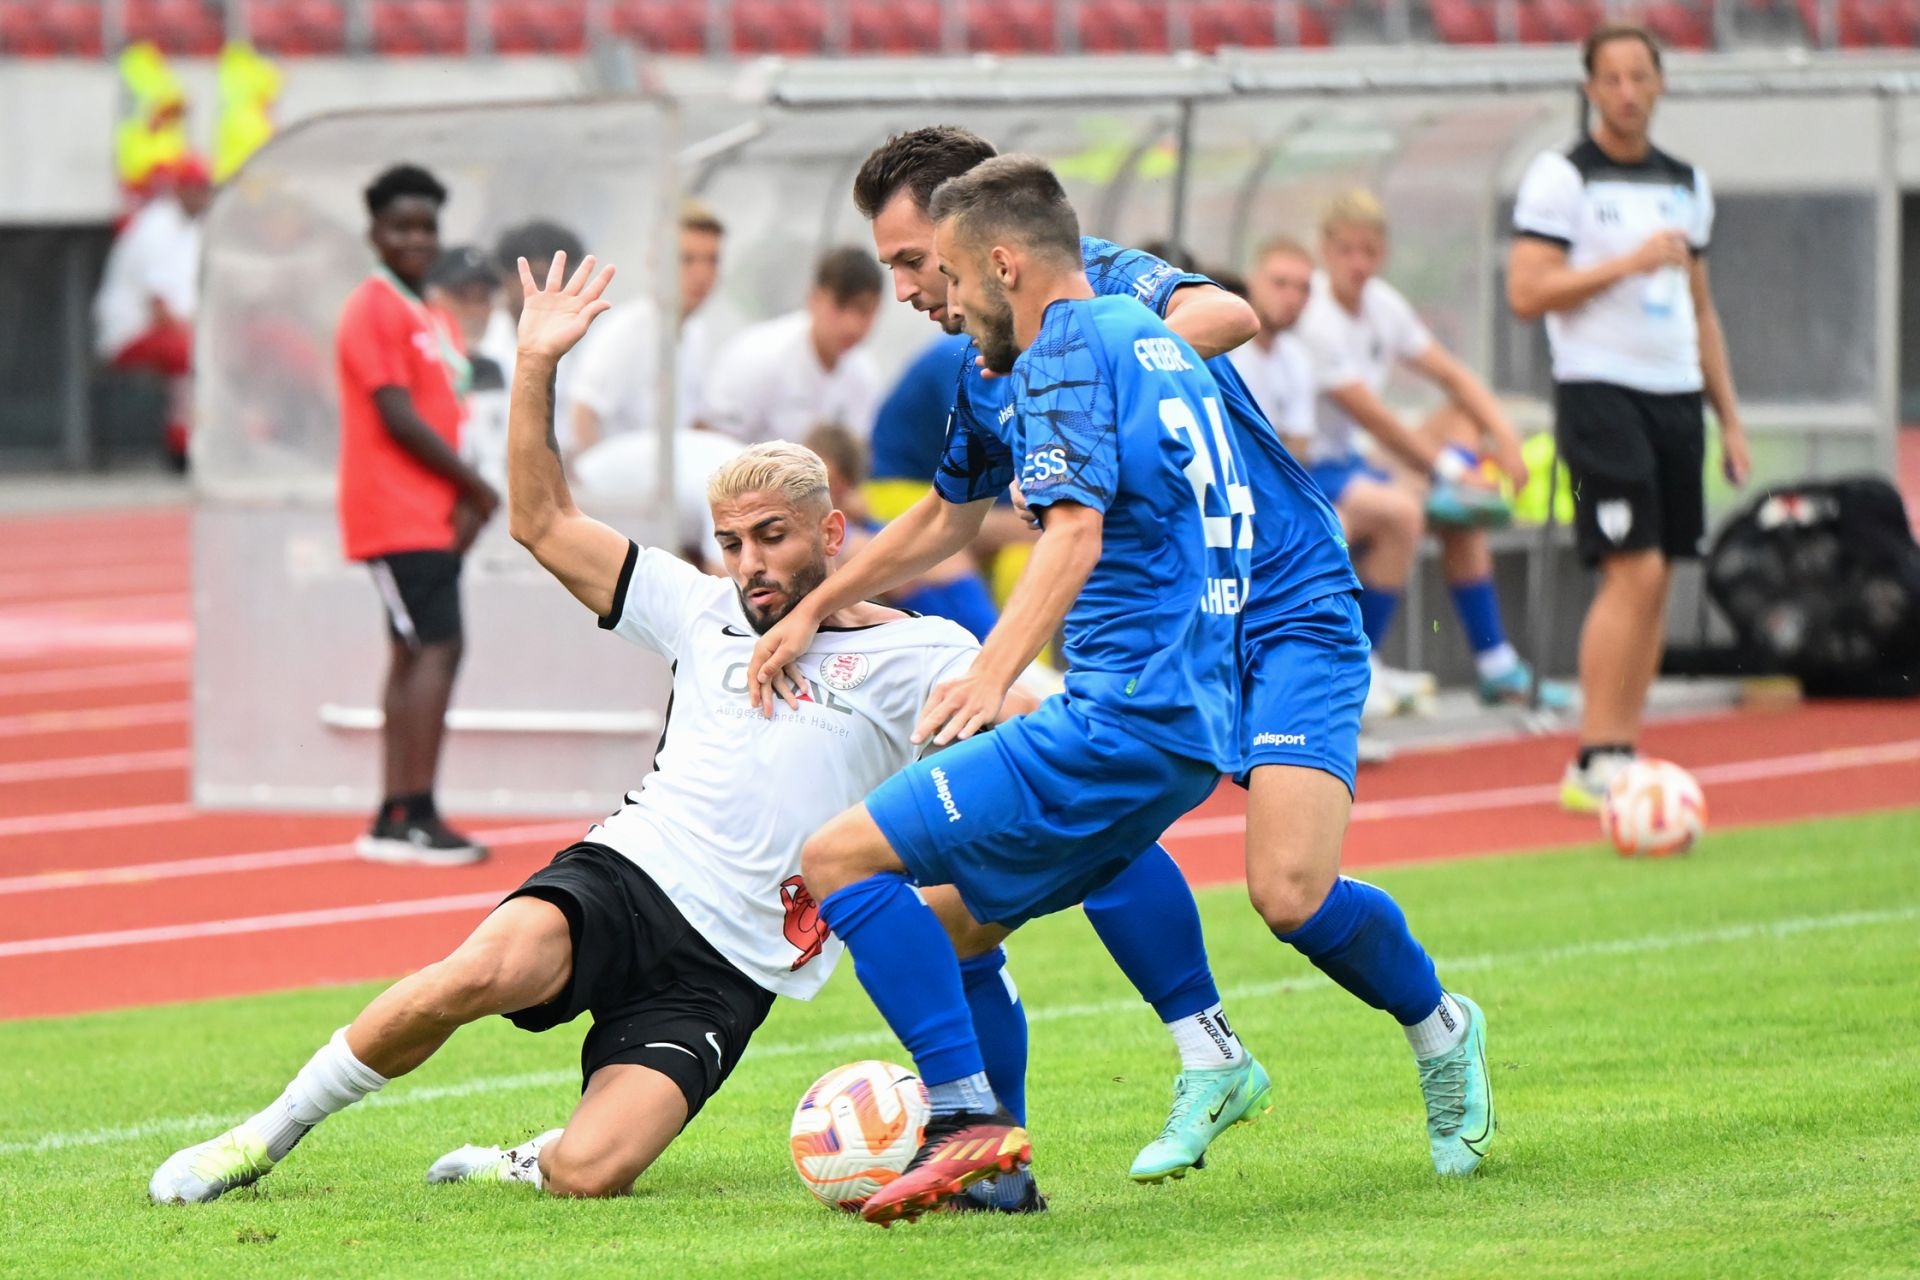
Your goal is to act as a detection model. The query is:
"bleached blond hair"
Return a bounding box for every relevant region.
[1320,188,1388,236]
[706,440,832,514]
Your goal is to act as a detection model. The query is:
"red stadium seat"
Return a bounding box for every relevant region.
[244,0,348,54]
[1188,0,1282,50]
[962,0,1060,53]
[490,0,588,52]
[124,0,228,55]
[847,0,945,52]
[0,0,106,55]
[606,0,709,53]
[1642,0,1714,47]
[730,0,829,54]
[369,0,468,53]
[1430,0,1497,43]
[1075,0,1172,52]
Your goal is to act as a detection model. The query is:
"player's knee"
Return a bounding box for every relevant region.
[1248,863,1336,935]
[800,823,871,899]
[541,1145,638,1199]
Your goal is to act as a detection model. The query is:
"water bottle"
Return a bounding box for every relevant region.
[1641,184,1693,319]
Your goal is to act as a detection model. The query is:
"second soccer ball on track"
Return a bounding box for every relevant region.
[788,1060,930,1212]
[1601,758,1707,857]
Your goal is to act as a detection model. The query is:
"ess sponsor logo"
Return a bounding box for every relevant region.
[1252,731,1307,747]
[930,766,963,823]
[1021,446,1070,487]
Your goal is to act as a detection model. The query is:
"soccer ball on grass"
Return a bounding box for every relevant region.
[788,1060,929,1211]
[1601,758,1706,856]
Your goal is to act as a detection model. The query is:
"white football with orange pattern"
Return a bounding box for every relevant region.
[788,1060,929,1211]
[1601,758,1706,857]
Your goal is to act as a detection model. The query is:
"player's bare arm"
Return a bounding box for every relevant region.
[1324,381,1451,476]
[915,499,1101,747]
[1405,344,1530,491]
[1690,256,1750,484]
[506,251,630,617]
[1506,230,1689,322]
[745,488,992,715]
[1161,282,1260,359]
[371,386,499,521]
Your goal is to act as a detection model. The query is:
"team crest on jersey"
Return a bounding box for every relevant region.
[818,652,871,692]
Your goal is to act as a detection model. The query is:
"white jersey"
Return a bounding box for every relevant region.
[1225,330,1316,444]
[568,302,715,439]
[1513,139,1714,394]
[587,545,978,999]
[1295,271,1434,464]
[93,195,201,360]
[700,310,881,445]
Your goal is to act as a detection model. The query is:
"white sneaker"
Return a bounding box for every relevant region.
[151,1125,278,1204]
[1560,752,1633,814]
[426,1128,562,1186]
[1366,659,1437,720]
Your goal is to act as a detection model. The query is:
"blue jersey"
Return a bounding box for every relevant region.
[939,237,1357,624]
[870,332,973,482]
[937,294,1248,768]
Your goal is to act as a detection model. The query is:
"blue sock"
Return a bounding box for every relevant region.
[894,575,1000,643]
[958,947,1028,1125]
[1082,846,1219,1023]
[1447,578,1507,656]
[818,873,986,1093]
[1357,586,1402,650]
[1275,876,1444,1026]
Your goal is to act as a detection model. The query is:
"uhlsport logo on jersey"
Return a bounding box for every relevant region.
[929,766,963,823]
[818,652,870,692]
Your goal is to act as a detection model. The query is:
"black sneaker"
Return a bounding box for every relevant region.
[949,1164,1048,1214]
[356,815,487,866]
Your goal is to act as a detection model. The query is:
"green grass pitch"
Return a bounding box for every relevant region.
[3,808,1916,1279]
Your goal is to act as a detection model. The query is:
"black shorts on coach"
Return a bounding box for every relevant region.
[367,548,463,648]
[1554,381,1707,567]
[501,843,775,1123]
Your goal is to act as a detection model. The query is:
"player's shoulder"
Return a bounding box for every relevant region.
[339,274,394,320]
[1020,298,1119,383]
[1644,143,1705,188]
[1361,274,1418,318]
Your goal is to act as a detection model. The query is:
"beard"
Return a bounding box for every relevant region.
[968,279,1019,375]
[736,557,830,635]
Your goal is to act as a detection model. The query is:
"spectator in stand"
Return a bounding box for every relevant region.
[1227,237,1319,459]
[700,247,883,444]
[93,154,212,468]
[478,219,588,431]
[425,245,510,493]
[568,201,727,457]
[336,164,499,867]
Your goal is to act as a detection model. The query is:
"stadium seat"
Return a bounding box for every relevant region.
[490,0,589,53]
[606,0,709,53]
[1804,0,1920,45]
[124,0,228,55]
[1075,0,1172,52]
[1188,0,1282,50]
[962,0,1060,53]
[368,0,469,53]
[1642,0,1714,47]
[245,0,348,54]
[729,0,829,53]
[848,0,945,52]
[1430,0,1497,43]
[0,0,106,55]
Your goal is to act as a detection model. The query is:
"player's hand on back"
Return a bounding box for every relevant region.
[913,667,1010,749]
[747,614,821,718]
[515,251,615,361]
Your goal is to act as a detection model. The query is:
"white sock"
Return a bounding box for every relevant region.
[1166,1003,1244,1071]
[505,1128,562,1190]
[246,1027,389,1161]
[1404,994,1470,1059]
[926,1071,997,1117]
[1475,643,1520,680]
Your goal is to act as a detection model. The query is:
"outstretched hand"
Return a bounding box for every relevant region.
[515,251,614,361]
[746,610,823,718]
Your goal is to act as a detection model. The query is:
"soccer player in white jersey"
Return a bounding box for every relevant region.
[1296,189,1573,712]
[149,254,1026,1206]
[1507,25,1749,811]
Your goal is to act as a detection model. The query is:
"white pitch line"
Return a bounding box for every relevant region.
[0,802,198,841]
[3,901,1913,1159]
[1164,737,1920,840]
[0,701,189,738]
[0,748,189,786]
[0,819,585,897]
[0,660,189,698]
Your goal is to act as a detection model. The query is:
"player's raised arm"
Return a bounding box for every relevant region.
[506,252,632,617]
[1161,282,1259,359]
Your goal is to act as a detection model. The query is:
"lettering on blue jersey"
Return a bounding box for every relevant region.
[998,402,1015,426]
[1132,262,1180,303]
[1020,445,1070,487]
[1159,395,1255,614]
[1132,337,1193,373]
[930,765,963,823]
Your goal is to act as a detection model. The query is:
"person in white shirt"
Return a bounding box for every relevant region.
[700,246,883,444]
[1296,188,1571,712]
[1506,25,1749,811]
[92,154,212,467]
[477,219,587,435]
[148,252,1034,1209]
[1227,237,1319,459]
[567,201,726,457]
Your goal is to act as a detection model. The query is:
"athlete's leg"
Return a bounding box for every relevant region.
[1579,548,1670,747]
[1337,477,1423,650]
[539,1065,690,1198]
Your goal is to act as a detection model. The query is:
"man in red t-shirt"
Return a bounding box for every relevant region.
[337,164,500,865]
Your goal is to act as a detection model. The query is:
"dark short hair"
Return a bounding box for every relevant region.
[427,244,498,290]
[852,126,1000,220]
[813,245,884,306]
[1583,24,1662,76]
[493,219,585,272]
[803,423,868,486]
[927,154,1081,267]
[364,164,446,217]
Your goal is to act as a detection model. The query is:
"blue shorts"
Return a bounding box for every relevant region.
[1239,591,1368,795]
[1307,454,1392,505]
[865,697,1220,929]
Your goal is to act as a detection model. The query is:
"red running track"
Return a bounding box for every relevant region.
[0,508,1915,1020]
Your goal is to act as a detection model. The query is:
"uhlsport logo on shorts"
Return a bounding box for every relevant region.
[929,766,963,823]
[1253,731,1307,748]
[818,653,870,692]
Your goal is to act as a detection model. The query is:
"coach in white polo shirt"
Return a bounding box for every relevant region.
[700,246,884,444]
[1508,24,1750,813]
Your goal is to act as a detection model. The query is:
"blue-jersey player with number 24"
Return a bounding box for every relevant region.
[751,156,1251,1225]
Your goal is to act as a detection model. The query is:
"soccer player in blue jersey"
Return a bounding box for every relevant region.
[754,127,1496,1199]
[753,155,1255,1225]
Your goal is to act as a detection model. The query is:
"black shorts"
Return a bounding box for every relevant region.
[368,549,463,649]
[1554,381,1707,568]
[502,842,775,1123]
